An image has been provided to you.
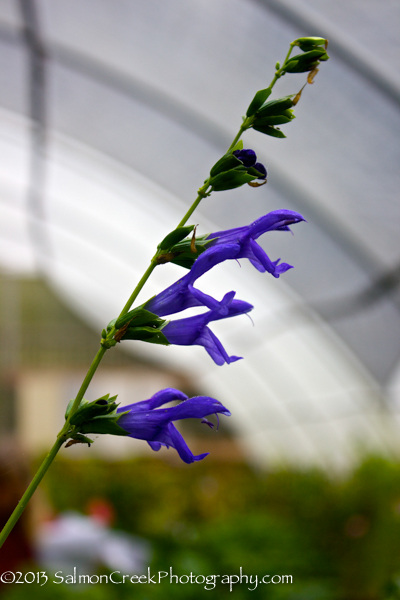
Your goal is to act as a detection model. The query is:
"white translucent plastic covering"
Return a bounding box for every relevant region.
[0,0,399,466]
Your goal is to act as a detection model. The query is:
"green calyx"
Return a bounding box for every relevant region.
[109,306,170,346]
[284,49,329,73]
[293,37,328,52]
[246,87,272,117]
[256,95,294,117]
[250,95,295,138]
[210,167,259,191]
[253,110,295,127]
[65,393,119,425]
[210,154,243,177]
[114,306,161,330]
[208,140,263,192]
[78,414,129,437]
[64,393,130,442]
[166,234,212,269]
[158,225,195,251]
[252,124,287,138]
[120,325,169,345]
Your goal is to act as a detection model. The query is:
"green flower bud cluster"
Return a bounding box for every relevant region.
[284,37,329,74]
[208,141,266,192]
[109,306,169,345]
[64,393,128,445]
[160,237,211,270]
[294,36,328,52]
[251,95,295,139]
[244,36,329,140]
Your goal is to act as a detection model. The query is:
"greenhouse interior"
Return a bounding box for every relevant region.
[0,1,399,599]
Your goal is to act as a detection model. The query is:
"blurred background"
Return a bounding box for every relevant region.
[0,0,400,598]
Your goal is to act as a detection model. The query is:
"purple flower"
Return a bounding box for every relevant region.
[116,388,230,463]
[162,293,253,365]
[207,209,305,276]
[233,149,267,179]
[252,162,267,179]
[146,244,241,317]
[146,210,303,317]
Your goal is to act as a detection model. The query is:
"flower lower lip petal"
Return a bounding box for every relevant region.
[162,299,253,365]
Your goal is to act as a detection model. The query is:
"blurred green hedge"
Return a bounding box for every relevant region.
[4,455,400,599]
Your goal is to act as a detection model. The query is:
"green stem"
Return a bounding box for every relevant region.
[118,261,157,319]
[0,437,65,549]
[177,183,210,228]
[268,43,295,89]
[62,345,107,430]
[282,43,295,69]
[226,124,247,153]
[0,347,108,549]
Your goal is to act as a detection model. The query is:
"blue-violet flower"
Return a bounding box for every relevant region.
[146,211,303,317]
[162,294,253,365]
[207,209,305,276]
[146,244,241,317]
[233,148,267,179]
[116,388,230,463]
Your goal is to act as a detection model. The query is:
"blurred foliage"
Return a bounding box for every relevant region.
[3,455,400,599]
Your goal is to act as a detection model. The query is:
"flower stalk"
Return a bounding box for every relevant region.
[0,437,65,549]
[0,37,328,550]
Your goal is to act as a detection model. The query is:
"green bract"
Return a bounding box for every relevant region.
[210,154,243,177]
[65,392,129,438]
[251,95,295,138]
[158,225,195,251]
[79,414,129,437]
[115,306,161,329]
[294,37,327,52]
[66,393,119,426]
[111,306,169,345]
[210,168,259,191]
[251,123,286,138]
[284,49,329,73]
[120,325,169,345]
[231,140,243,152]
[168,234,212,269]
[253,110,295,127]
[246,87,272,117]
[256,95,294,117]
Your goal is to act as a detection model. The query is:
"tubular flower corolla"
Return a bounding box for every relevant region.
[146,210,304,316]
[207,209,305,276]
[146,244,241,317]
[162,294,253,365]
[116,388,231,464]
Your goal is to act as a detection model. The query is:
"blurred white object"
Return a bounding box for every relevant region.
[36,511,151,575]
